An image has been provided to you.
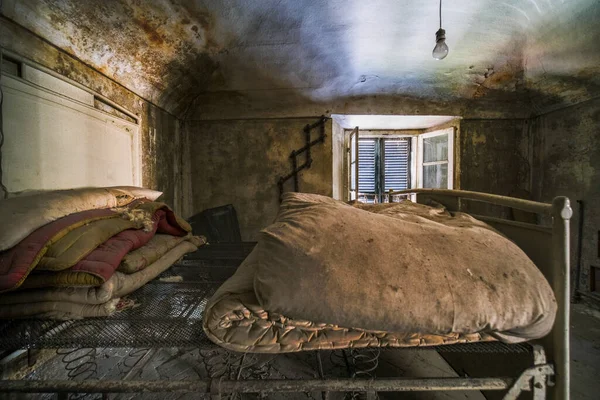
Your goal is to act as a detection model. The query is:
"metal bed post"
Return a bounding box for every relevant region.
[552,197,572,400]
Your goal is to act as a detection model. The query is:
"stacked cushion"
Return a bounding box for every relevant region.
[0,186,203,319]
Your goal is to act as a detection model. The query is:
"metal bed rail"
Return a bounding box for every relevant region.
[0,346,553,400]
[0,374,551,399]
[389,188,554,214]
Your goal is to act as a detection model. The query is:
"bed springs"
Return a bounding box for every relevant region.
[118,347,151,378]
[56,347,98,400]
[329,349,380,400]
[349,348,380,379]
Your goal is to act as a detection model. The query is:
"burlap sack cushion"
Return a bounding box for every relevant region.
[253,193,557,343]
[203,248,494,353]
[0,186,162,252]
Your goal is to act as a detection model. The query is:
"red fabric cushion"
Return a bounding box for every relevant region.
[67,209,188,283]
[0,209,117,292]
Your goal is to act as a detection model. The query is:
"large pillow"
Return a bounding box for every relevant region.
[0,186,161,251]
[253,193,557,343]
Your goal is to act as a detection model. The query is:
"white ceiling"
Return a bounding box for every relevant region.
[332,115,459,130]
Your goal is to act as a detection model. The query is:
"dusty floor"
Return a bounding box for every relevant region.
[570,303,600,400]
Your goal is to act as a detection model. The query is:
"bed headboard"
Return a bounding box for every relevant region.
[391,189,571,400]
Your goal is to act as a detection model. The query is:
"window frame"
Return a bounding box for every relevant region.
[346,127,456,202]
[348,127,359,200]
[416,128,454,190]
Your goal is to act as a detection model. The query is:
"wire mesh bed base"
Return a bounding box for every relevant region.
[0,274,532,352]
[0,243,553,399]
[0,242,533,352]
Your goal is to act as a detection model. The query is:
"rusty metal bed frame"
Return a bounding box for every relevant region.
[0,189,571,399]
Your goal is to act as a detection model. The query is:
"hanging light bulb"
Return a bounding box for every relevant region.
[432,0,448,60]
[432,29,448,60]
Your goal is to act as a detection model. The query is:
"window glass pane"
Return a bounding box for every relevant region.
[350,162,356,190]
[423,163,448,188]
[423,134,448,163]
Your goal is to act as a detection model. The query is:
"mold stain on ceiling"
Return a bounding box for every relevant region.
[1,0,599,117]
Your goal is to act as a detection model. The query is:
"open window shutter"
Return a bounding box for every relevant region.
[416,128,454,189]
[383,139,410,191]
[358,138,377,194]
[348,127,359,200]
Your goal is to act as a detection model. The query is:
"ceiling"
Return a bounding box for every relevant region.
[2,0,599,118]
[332,115,458,130]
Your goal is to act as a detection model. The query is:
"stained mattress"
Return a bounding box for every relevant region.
[203,193,557,353]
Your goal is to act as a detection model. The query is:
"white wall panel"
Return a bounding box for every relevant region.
[1,72,140,193]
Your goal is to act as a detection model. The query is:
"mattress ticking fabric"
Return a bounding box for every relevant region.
[203,193,557,353]
[0,240,201,319]
[0,186,162,252]
[0,201,190,292]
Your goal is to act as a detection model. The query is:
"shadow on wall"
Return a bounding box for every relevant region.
[186,117,333,241]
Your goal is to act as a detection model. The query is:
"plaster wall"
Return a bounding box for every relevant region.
[531,98,600,292]
[459,119,530,196]
[187,118,333,241]
[452,119,530,217]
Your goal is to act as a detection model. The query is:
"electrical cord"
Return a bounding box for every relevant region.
[439,0,443,29]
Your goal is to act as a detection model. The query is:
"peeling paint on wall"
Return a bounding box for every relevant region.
[2,0,222,116]
[2,0,599,119]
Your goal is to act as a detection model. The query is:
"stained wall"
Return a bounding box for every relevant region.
[187,118,333,241]
[531,98,600,293]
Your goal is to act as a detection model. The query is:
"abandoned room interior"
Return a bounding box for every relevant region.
[0,0,599,399]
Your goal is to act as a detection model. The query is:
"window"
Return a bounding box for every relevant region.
[357,137,411,203]
[348,127,454,203]
[417,129,454,189]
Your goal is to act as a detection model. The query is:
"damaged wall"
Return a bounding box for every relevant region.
[187,118,333,241]
[141,104,187,214]
[0,0,220,117]
[459,119,530,196]
[0,17,184,212]
[187,116,532,239]
[531,98,600,293]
